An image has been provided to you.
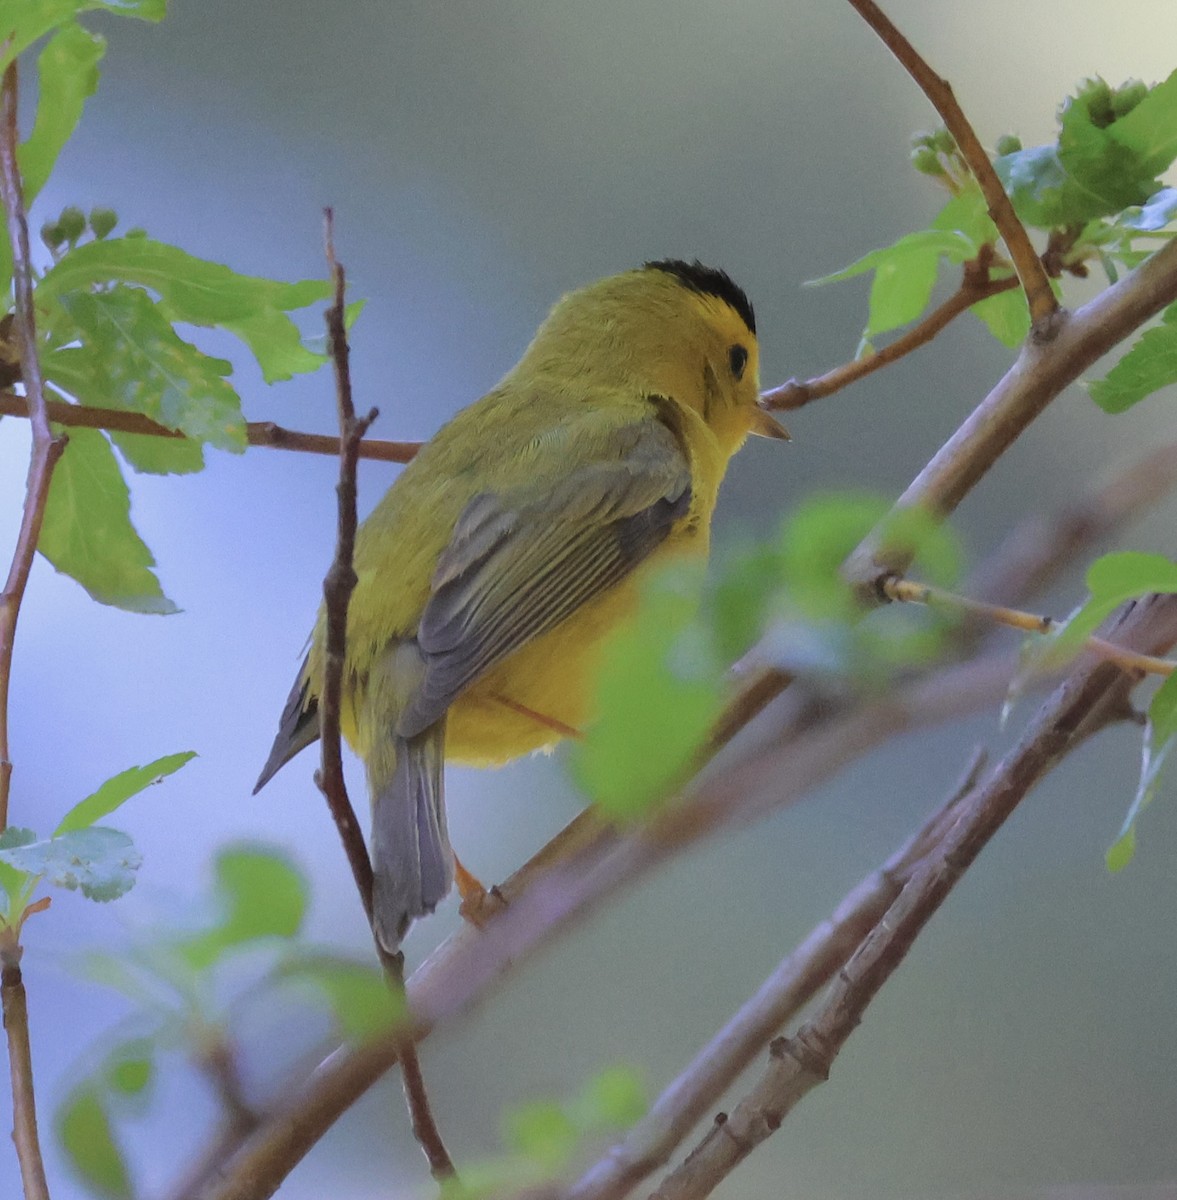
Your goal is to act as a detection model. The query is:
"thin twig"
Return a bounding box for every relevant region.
[648,597,1177,1200]
[761,266,1018,410]
[0,63,66,833]
[0,59,59,1200]
[2,957,51,1200]
[0,390,421,464]
[844,0,1057,330]
[564,750,985,1200]
[315,210,456,1184]
[842,236,1177,599]
[884,576,1177,678]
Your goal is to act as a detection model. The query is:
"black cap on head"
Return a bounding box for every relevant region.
[643,258,756,335]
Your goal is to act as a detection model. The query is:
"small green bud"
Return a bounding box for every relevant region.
[88,207,117,239]
[910,130,936,151]
[995,134,1022,158]
[1074,76,1115,127]
[931,128,956,154]
[57,206,85,243]
[40,221,65,251]
[1111,79,1148,119]
[911,147,945,176]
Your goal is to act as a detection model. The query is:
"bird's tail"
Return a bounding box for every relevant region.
[369,717,453,953]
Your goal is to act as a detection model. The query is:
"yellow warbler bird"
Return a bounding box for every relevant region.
[255,260,787,950]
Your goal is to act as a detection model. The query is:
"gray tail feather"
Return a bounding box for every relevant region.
[254,662,320,794]
[370,718,453,952]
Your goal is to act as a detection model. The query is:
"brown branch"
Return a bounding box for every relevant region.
[314,211,455,1185]
[0,64,66,834]
[2,956,50,1200]
[761,267,1018,411]
[884,576,1177,678]
[844,0,1057,330]
[649,595,1177,1200]
[843,236,1177,599]
[563,750,985,1200]
[195,649,1023,1200]
[0,390,421,464]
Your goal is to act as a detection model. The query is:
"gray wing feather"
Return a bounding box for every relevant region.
[397,416,690,739]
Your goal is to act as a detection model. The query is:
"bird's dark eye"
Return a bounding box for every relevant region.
[728,344,748,380]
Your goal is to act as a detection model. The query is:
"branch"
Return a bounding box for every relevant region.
[196,650,1022,1200]
[314,211,455,1185]
[648,595,1177,1200]
[564,751,985,1200]
[2,956,51,1200]
[761,262,1018,410]
[884,576,1176,678]
[0,64,66,833]
[843,236,1177,598]
[844,0,1056,329]
[0,390,421,464]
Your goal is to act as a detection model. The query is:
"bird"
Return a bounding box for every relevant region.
[254,259,788,951]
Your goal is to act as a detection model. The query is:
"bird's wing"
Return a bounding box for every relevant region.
[397,410,691,737]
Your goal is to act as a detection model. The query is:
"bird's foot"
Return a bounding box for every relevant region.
[454,854,508,929]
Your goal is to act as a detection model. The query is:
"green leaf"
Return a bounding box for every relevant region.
[56,1085,133,1200]
[46,286,247,452]
[278,952,402,1041]
[995,144,1075,229]
[779,493,888,621]
[969,286,1030,348]
[38,426,179,613]
[108,429,206,476]
[0,827,142,901]
[1120,187,1177,232]
[1088,303,1177,413]
[1049,552,1177,662]
[572,568,721,820]
[38,235,331,379]
[578,1065,647,1129]
[178,844,308,969]
[20,23,104,204]
[930,183,996,246]
[104,1037,155,1096]
[0,827,37,912]
[709,541,785,663]
[1107,68,1177,178]
[1107,670,1177,871]
[504,1101,578,1170]
[55,750,196,835]
[0,1,163,76]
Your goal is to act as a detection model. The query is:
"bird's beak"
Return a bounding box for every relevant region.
[749,402,791,441]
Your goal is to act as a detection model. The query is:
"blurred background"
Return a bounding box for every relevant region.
[2,1,1177,1197]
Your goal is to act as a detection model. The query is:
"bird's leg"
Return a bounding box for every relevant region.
[453,852,507,928]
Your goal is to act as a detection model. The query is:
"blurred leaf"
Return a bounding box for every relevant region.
[38,426,179,613]
[278,951,402,1041]
[779,493,888,621]
[47,286,247,452]
[1048,552,1177,663]
[38,235,331,379]
[1120,187,1177,231]
[930,183,996,245]
[0,827,37,912]
[504,1101,577,1170]
[104,1037,155,1096]
[1088,303,1177,413]
[578,1065,647,1129]
[709,541,784,662]
[1107,68,1177,177]
[55,750,196,835]
[969,286,1030,348]
[178,844,308,969]
[995,144,1075,229]
[0,0,164,75]
[56,1085,133,1200]
[20,22,104,204]
[1107,670,1177,871]
[875,506,962,588]
[573,568,721,820]
[0,827,141,901]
